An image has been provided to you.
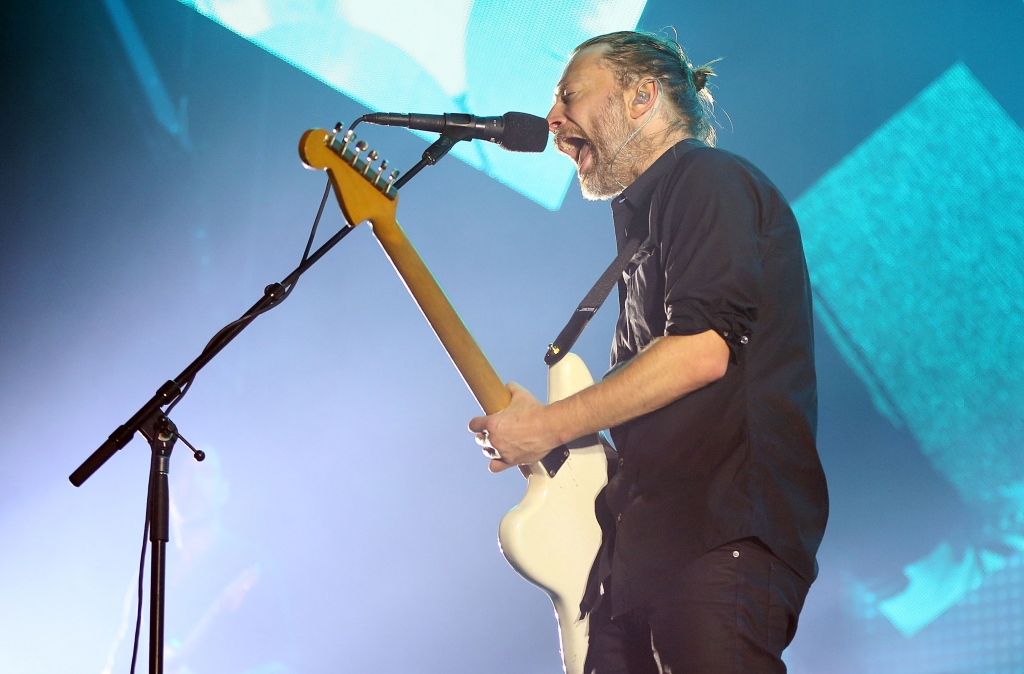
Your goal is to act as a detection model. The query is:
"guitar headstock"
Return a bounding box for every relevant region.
[299,125,400,227]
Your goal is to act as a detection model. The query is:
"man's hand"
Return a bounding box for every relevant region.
[468,383,563,473]
[468,331,729,474]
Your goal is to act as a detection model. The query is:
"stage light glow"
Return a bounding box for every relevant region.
[795,62,1024,639]
[175,0,649,210]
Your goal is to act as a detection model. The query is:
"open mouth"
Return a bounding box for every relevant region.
[555,135,591,168]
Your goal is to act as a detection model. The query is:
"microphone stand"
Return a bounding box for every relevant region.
[394,131,466,190]
[68,132,465,674]
[140,413,177,674]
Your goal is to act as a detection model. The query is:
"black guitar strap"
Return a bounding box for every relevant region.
[534,237,643,478]
[544,236,643,366]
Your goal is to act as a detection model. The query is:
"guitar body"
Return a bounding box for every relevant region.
[498,353,608,674]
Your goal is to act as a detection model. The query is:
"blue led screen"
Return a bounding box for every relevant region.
[796,63,1024,513]
[795,62,1024,649]
[176,0,648,209]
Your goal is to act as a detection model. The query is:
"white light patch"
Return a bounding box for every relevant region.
[335,0,475,97]
[197,0,273,37]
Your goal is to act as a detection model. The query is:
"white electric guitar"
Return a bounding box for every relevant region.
[299,128,606,674]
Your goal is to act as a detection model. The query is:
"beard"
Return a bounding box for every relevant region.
[567,94,656,201]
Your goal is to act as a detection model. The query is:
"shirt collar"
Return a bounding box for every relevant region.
[616,138,705,209]
[611,138,705,245]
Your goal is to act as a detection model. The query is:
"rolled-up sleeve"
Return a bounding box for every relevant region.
[658,150,762,362]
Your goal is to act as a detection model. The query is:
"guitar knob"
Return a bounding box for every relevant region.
[386,169,400,191]
[362,150,379,176]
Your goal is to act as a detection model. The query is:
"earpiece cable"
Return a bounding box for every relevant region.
[609,78,664,191]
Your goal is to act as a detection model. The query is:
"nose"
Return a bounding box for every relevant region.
[546,102,565,134]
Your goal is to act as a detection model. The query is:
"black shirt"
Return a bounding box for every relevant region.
[590,139,829,618]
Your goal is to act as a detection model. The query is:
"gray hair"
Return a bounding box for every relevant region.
[572,31,719,146]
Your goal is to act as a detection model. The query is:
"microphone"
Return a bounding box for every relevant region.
[361,111,549,153]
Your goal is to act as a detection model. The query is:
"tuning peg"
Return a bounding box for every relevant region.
[349,140,368,166]
[386,169,400,191]
[338,129,356,156]
[329,122,345,149]
[373,159,389,187]
[361,150,379,176]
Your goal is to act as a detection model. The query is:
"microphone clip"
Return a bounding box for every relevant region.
[423,135,459,165]
[393,134,462,190]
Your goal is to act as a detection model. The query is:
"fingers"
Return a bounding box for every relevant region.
[469,415,504,464]
[470,382,538,474]
[506,381,541,407]
[468,415,488,433]
[488,458,514,473]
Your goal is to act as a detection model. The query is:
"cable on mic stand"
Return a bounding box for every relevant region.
[72,114,459,674]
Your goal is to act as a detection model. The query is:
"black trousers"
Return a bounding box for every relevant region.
[583,538,810,674]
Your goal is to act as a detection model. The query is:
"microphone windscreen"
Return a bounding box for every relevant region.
[500,112,549,153]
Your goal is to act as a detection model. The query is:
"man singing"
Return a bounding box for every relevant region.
[469,31,828,673]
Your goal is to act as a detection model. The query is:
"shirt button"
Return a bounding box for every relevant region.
[733,550,740,558]
[740,335,749,345]
[616,513,623,523]
[618,457,625,467]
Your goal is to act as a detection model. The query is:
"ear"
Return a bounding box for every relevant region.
[627,79,659,121]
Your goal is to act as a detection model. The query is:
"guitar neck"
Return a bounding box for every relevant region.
[368,214,510,415]
[297,128,508,414]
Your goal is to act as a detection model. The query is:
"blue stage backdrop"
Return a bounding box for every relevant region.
[1,0,1023,673]
[173,0,649,209]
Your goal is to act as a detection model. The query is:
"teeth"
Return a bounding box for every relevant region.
[555,136,587,164]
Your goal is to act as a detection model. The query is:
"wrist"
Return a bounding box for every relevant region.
[542,398,574,447]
